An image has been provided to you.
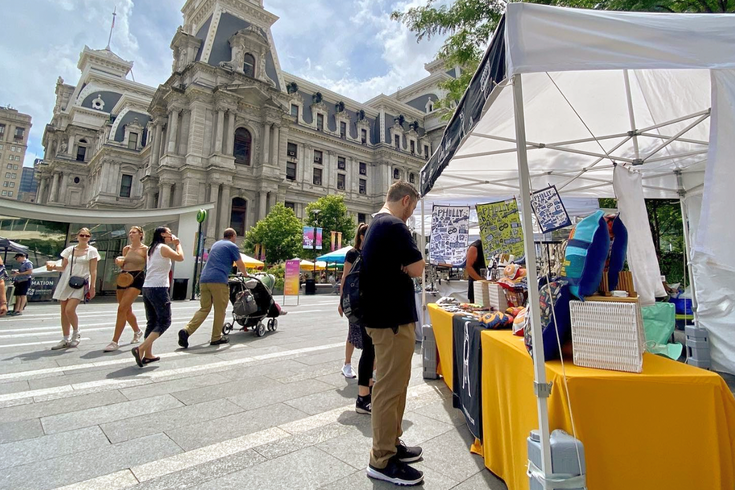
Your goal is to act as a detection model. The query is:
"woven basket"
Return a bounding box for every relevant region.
[570,296,645,373]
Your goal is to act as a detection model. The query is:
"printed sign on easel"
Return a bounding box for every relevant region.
[530,185,571,234]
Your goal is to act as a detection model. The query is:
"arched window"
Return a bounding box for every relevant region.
[234,128,252,165]
[76,139,88,162]
[230,197,247,236]
[243,53,255,78]
[393,168,400,180]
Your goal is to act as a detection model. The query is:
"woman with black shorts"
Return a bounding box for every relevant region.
[104,226,147,352]
[131,226,184,367]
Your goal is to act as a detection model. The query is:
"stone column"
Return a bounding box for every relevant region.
[271,124,280,167]
[226,112,236,156]
[167,110,181,155]
[145,188,156,208]
[58,173,68,203]
[48,173,60,203]
[178,110,190,156]
[207,183,220,238]
[258,191,267,221]
[262,123,271,166]
[214,110,225,154]
[159,182,173,209]
[267,191,276,214]
[187,105,205,157]
[172,183,182,208]
[67,135,75,157]
[37,178,46,204]
[151,123,163,167]
[219,185,231,235]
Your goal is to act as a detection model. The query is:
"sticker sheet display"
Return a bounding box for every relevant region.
[530,185,571,233]
[429,205,470,266]
[476,199,524,259]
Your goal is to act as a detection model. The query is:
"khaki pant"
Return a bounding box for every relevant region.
[367,323,415,468]
[184,283,229,342]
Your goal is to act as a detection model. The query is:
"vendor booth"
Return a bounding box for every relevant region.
[420,4,735,490]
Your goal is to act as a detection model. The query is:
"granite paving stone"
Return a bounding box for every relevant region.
[316,426,373,469]
[0,433,182,490]
[452,469,509,490]
[283,386,359,415]
[196,446,356,490]
[119,372,230,401]
[253,421,353,460]
[419,425,487,482]
[0,380,30,395]
[0,418,44,444]
[0,426,110,470]
[227,378,334,411]
[100,398,244,443]
[400,411,456,444]
[41,393,184,434]
[165,402,308,451]
[414,397,468,427]
[0,390,129,424]
[319,461,461,490]
[170,376,275,405]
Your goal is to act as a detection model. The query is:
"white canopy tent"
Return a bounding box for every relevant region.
[420,4,735,487]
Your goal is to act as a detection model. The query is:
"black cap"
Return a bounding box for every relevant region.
[14,253,27,258]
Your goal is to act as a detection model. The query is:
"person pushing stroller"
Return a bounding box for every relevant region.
[179,228,248,348]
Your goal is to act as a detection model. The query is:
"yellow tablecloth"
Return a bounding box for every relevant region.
[428,304,735,490]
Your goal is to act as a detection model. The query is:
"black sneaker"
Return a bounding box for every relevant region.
[396,440,423,463]
[178,330,189,349]
[356,395,371,414]
[367,458,424,486]
[210,337,229,346]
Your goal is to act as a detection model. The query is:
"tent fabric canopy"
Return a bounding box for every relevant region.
[237,254,264,269]
[316,246,353,265]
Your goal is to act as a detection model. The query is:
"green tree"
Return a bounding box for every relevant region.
[243,203,302,264]
[303,195,356,259]
[393,0,733,112]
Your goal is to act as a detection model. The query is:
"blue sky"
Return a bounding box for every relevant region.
[0,0,447,169]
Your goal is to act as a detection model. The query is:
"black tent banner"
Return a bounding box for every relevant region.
[420,16,507,197]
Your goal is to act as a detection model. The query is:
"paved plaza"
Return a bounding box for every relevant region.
[0,295,506,490]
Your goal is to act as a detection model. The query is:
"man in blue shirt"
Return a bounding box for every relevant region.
[179,228,247,347]
[10,253,33,316]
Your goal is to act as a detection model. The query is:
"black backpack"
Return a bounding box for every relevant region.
[341,254,364,326]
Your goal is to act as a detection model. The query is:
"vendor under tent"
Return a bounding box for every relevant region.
[295,259,326,272]
[238,254,264,270]
[316,246,353,265]
[0,237,29,263]
[419,4,735,489]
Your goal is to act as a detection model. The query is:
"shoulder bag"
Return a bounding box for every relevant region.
[68,248,87,290]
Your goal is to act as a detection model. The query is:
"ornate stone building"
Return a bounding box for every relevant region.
[38,0,457,243]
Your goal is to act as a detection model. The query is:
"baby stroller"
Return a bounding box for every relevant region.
[223,273,284,337]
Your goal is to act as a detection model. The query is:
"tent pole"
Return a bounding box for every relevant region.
[676,171,699,324]
[512,74,553,488]
[420,198,426,329]
[624,70,640,160]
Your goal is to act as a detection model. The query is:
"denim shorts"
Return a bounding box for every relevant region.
[142,287,172,337]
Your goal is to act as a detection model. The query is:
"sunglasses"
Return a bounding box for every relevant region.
[78,234,91,238]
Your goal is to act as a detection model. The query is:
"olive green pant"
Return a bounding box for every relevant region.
[184,283,229,342]
[366,323,415,468]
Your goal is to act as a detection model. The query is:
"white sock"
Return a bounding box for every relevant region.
[72,330,79,338]
[63,335,70,341]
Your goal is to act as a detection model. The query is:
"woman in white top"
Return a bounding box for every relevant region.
[48,228,99,350]
[131,226,184,367]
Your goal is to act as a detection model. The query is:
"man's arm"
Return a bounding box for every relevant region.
[404,259,425,278]
[465,246,483,281]
[234,258,248,275]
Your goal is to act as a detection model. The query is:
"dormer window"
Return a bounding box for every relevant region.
[317,114,324,132]
[76,139,88,162]
[243,53,255,78]
[361,129,367,144]
[128,132,139,150]
[393,168,400,180]
[394,135,400,149]
[340,121,346,139]
[410,141,415,154]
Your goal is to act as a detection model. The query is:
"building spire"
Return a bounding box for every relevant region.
[106,6,117,50]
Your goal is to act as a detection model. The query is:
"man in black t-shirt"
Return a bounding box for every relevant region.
[465,239,486,302]
[361,181,425,486]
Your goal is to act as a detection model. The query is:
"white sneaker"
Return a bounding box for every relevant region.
[131,330,143,344]
[51,339,71,350]
[342,363,356,379]
[103,341,119,352]
[70,332,81,348]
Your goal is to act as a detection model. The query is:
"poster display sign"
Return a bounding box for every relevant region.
[429,205,470,266]
[284,259,300,296]
[530,185,571,234]
[476,199,524,259]
[302,227,323,250]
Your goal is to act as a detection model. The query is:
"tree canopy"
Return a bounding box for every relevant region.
[243,203,303,264]
[303,195,356,258]
[393,0,733,111]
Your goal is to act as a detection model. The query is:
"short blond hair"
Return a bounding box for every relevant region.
[77,227,91,236]
[386,181,419,203]
[130,226,145,238]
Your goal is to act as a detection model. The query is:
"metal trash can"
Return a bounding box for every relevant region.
[305,278,316,295]
[172,278,188,301]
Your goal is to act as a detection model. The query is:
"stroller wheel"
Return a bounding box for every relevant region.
[256,322,266,337]
[222,323,233,335]
[268,319,278,332]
